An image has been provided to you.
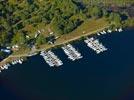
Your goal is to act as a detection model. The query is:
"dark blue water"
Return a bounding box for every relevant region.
[1,30,134,100]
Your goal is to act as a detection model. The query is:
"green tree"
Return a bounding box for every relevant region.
[109,12,122,26]
[36,34,46,45]
[0,32,8,46]
[90,6,102,19]
[0,51,6,59]
[102,9,109,17]
[12,32,26,45]
[27,0,34,5]
[51,15,65,34]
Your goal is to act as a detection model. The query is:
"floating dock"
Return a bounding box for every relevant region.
[62,44,83,61]
[0,58,24,73]
[84,37,107,54]
[40,50,63,67]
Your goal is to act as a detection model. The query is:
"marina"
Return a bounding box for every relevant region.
[0,29,134,100]
[0,28,123,72]
[84,37,107,54]
[40,50,63,67]
[0,0,133,99]
[62,44,83,61]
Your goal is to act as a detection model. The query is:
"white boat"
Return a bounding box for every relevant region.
[0,66,4,70]
[100,31,105,34]
[18,59,22,64]
[1,66,4,70]
[97,33,100,36]
[20,58,24,62]
[3,64,8,69]
[11,61,15,65]
[6,63,10,67]
[118,28,123,32]
[115,28,118,31]
[103,30,107,34]
[107,29,112,33]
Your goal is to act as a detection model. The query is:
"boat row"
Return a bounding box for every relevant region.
[97,28,123,36]
[84,37,107,54]
[11,59,24,65]
[115,28,123,32]
[0,58,24,73]
[0,63,10,72]
[62,44,83,61]
[97,29,111,36]
[40,50,63,67]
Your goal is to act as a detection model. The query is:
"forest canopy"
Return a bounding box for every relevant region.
[0,0,133,47]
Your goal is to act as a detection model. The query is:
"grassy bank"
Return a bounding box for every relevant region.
[13,18,109,55]
[0,18,110,65]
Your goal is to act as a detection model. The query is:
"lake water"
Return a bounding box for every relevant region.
[0,29,134,100]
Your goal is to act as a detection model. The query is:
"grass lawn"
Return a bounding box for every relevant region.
[37,18,110,50]
[0,17,110,65]
[10,18,109,57]
[56,18,109,43]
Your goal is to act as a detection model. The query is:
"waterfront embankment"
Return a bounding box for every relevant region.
[0,18,110,65]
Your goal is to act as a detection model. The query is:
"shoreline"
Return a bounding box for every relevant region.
[0,24,111,66]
